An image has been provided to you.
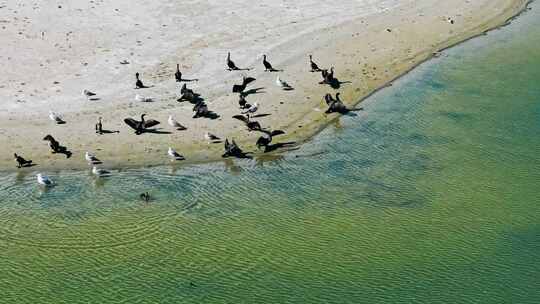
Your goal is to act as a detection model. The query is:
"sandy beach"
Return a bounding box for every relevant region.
[0,0,528,171]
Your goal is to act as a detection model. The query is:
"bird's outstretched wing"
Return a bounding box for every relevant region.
[270,130,285,137]
[124,118,139,130]
[143,119,160,128]
[171,150,184,159]
[243,77,256,86]
[232,115,249,123]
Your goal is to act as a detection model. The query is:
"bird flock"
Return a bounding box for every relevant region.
[15,53,361,188]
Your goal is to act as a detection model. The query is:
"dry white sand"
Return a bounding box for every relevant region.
[0,0,528,171]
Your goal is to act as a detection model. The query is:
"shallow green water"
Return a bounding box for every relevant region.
[1,5,540,304]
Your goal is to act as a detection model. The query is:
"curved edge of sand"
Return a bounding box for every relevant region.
[1,0,531,173]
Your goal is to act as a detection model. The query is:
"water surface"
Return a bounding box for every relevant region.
[1,5,540,304]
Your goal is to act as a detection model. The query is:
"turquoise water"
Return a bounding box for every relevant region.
[1,5,540,304]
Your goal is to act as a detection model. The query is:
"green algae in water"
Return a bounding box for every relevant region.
[1,6,540,304]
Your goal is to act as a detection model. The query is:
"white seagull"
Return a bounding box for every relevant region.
[92,166,111,177]
[83,89,97,100]
[168,115,187,131]
[36,173,54,186]
[49,111,65,124]
[276,75,292,90]
[242,102,258,115]
[168,147,185,161]
[204,132,220,144]
[85,152,102,165]
[135,94,153,102]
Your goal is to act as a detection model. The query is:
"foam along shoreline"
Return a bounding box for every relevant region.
[0,0,530,172]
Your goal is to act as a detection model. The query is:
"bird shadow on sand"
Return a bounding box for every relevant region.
[194,112,220,120]
[143,129,172,135]
[283,87,295,91]
[53,150,72,158]
[19,163,37,168]
[241,87,265,97]
[135,84,155,89]
[327,108,364,116]
[329,78,352,90]
[88,97,100,101]
[263,142,297,153]
[251,113,271,118]
[98,129,120,135]
[178,95,205,104]
[222,151,253,160]
[180,78,199,82]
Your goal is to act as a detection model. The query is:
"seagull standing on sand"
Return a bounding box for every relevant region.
[168,147,185,161]
[37,173,53,186]
[204,132,220,144]
[276,76,292,90]
[135,94,152,102]
[168,115,187,130]
[49,111,65,124]
[238,94,250,109]
[85,152,102,165]
[242,102,258,115]
[83,89,97,100]
[92,166,111,177]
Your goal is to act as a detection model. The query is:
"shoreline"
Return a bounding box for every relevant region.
[0,0,530,173]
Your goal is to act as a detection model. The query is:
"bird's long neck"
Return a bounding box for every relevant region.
[176,64,179,71]
[227,52,230,60]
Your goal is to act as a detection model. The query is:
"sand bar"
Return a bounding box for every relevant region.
[0,0,529,171]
